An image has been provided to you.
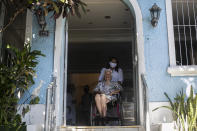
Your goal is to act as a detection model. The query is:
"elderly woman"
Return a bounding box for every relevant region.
[94,69,122,117]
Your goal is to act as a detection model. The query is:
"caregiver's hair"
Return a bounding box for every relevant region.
[105,57,120,72]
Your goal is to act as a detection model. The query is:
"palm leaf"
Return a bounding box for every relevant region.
[164,92,174,109]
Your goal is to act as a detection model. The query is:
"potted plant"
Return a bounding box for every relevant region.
[153,86,197,131]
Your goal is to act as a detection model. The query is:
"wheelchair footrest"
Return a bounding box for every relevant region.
[105,117,120,121]
[93,116,120,121]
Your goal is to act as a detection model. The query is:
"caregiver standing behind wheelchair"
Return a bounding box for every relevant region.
[98,57,123,84]
[94,69,122,117]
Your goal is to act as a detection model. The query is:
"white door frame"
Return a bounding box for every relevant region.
[53,0,145,126]
[124,0,145,125]
[53,15,66,127]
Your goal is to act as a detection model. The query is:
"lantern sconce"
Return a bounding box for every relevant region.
[149,3,161,27]
[36,8,49,36]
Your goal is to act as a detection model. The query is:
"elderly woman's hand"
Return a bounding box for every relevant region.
[109,92,114,96]
[95,91,102,94]
[110,90,120,96]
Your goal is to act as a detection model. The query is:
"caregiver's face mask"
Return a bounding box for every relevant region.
[109,62,117,68]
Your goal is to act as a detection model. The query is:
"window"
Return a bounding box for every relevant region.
[0,7,32,64]
[166,0,197,76]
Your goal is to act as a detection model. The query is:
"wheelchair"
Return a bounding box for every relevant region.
[90,93,123,126]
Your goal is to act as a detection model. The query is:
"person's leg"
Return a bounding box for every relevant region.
[95,94,102,116]
[100,94,109,117]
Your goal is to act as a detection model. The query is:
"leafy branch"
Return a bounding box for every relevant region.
[0,7,26,33]
[0,0,86,33]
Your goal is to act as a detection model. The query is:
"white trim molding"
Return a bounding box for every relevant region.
[166,0,176,66]
[166,0,197,76]
[63,20,68,126]
[54,15,66,127]
[168,66,197,76]
[124,0,146,126]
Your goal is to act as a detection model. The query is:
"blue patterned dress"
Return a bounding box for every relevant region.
[94,81,123,101]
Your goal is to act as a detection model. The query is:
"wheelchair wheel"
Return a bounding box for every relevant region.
[119,101,123,126]
[90,94,123,126]
[90,102,95,126]
[90,101,93,126]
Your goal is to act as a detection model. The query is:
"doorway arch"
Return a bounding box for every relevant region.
[123,0,146,125]
[53,0,145,127]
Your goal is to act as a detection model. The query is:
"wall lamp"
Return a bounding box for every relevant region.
[36,8,49,36]
[149,3,161,27]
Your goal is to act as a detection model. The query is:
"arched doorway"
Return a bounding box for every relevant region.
[63,0,145,126]
[53,0,145,127]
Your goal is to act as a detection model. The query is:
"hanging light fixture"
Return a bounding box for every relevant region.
[36,8,49,36]
[149,3,161,27]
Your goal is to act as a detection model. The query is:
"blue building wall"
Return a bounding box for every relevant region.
[135,0,197,102]
[28,0,197,104]
[20,13,55,104]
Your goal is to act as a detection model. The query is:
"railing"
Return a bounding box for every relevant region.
[44,76,57,131]
[141,74,150,131]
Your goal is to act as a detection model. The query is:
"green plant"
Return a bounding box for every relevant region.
[0,42,44,129]
[153,86,197,131]
[0,0,87,33]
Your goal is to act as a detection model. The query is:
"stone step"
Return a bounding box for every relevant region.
[59,126,142,131]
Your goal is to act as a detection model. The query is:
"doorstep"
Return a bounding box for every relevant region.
[59,125,143,131]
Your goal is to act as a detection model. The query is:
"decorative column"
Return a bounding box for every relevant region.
[53,14,66,127]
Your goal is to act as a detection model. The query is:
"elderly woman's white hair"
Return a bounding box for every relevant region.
[105,69,112,73]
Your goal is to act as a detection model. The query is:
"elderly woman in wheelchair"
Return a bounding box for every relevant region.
[94,69,122,118]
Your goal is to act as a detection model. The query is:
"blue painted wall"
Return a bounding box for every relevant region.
[20,13,55,104]
[135,0,197,102]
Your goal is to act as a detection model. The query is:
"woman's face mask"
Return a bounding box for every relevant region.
[109,62,117,68]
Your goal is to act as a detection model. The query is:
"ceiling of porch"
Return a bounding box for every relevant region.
[67,0,134,72]
[68,0,134,43]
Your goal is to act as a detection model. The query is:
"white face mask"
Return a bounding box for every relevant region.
[109,62,117,68]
